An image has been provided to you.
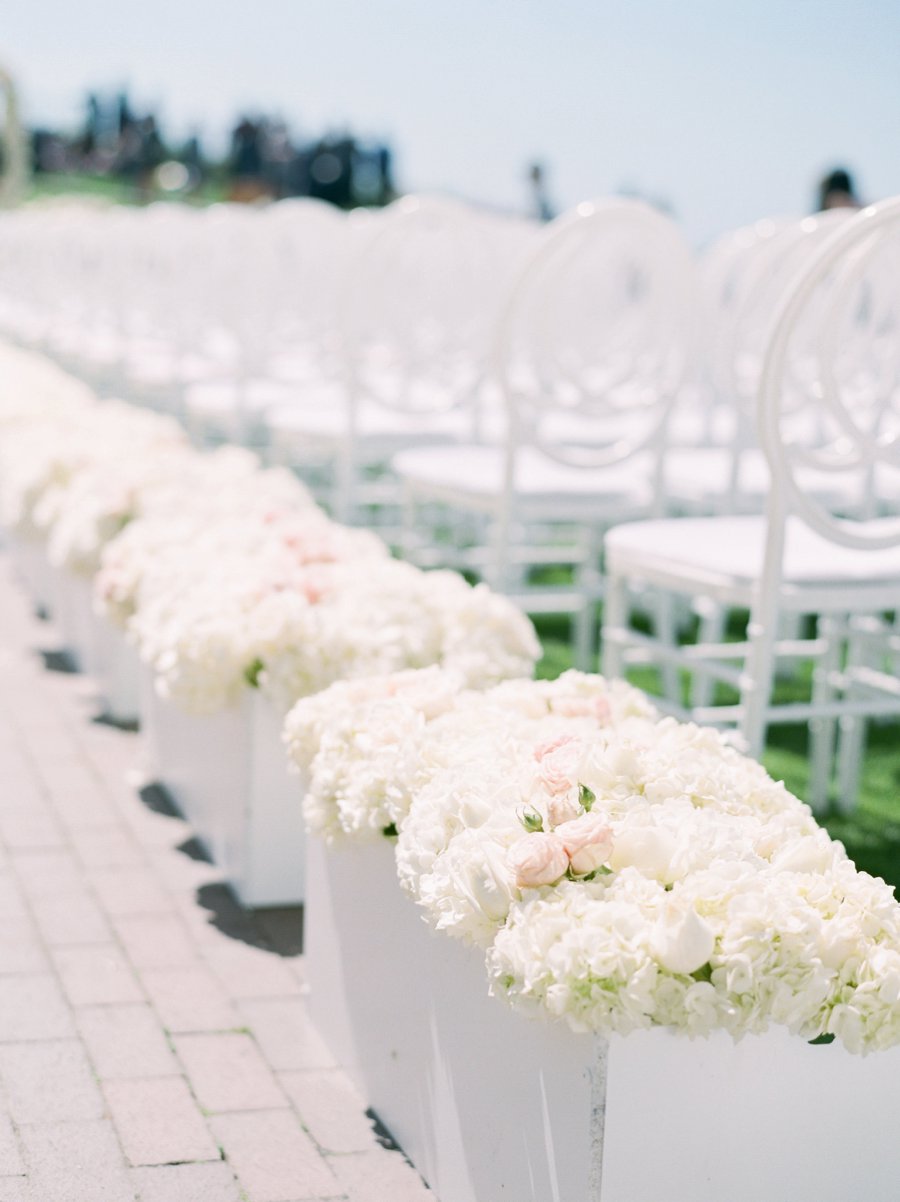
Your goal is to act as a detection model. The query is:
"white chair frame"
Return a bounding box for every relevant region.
[602,196,900,810]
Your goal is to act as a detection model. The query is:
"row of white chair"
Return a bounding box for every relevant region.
[1,193,896,807]
[602,197,900,810]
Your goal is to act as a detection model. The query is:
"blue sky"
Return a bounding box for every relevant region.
[5,0,899,243]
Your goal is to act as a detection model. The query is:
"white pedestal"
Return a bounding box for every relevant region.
[601,1025,900,1202]
[305,836,900,1202]
[53,567,98,673]
[93,617,141,724]
[140,670,305,907]
[7,533,55,616]
[305,836,597,1202]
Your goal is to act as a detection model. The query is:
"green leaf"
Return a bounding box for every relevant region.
[518,805,544,833]
[244,657,264,688]
[567,864,612,882]
[382,823,398,839]
[579,783,596,811]
[808,1033,836,1046]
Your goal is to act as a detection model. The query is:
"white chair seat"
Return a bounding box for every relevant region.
[663,447,771,508]
[266,400,480,460]
[124,343,229,390]
[393,444,655,514]
[185,379,301,419]
[65,326,121,368]
[662,447,866,514]
[606,514,900,593]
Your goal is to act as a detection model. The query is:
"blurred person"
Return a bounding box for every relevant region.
[180,132,205,191]
[527,161,554,222]
[228,116,270,202]
[261,118,294,199]
[816,166,862,211]
[135,115,164,199]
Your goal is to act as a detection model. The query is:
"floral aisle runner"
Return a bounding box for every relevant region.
[6,336,900,1198]
[289,668,900,1201]
[0,337,539,907]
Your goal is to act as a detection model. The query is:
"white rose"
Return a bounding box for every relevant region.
[610,825,678,883]
[652,903,716,976]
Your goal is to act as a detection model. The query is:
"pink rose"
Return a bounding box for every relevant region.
[551,696,612,724]
[533,736,581,796]
[534,734,579,762]
[508,833,569,889]
[262,508,288,525]
[546,792,582,827]
[555,813,614,876]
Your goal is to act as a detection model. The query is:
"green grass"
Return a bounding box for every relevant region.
[532,611,900,892]
[27,171,228,207]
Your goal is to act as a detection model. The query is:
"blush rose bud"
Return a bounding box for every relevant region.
[554,813,614,876]
[508,833,570,888]
[545,791,581,827]
[517,805,545,833]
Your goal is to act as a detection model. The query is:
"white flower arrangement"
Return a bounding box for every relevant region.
[131,553,538,716]
[287,670,647,846]
[291,664,900,1053]
[94,452,328,631]
[0,400,185,543]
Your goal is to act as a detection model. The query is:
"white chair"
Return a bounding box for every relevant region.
[602,196,900,811]
[182,200,350,446]
[392,197,697,664]
[662,210,857,517]
[265,195,536,525]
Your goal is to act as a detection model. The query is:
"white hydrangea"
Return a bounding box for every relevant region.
[286,670,643,848]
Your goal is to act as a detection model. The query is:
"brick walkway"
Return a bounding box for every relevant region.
[0,551,434,1202]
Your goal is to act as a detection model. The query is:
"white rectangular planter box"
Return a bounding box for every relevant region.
[305,835,900,1202]
[7,533,55,616]
[52,566,98,673]
[140,668,306,907]
[93,616,141,725]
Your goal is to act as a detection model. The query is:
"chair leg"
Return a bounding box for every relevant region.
[574,598,596,673]
[600,573,628,681]
[574,528,603,672]
[835,615,874,815]
[691,598,726,710]
[333,446,356,526]
[741,600,779,761]
[653,589,680,704]
[398,483,419,566]
[836,713,868,815]
[775,610,803,680]
[808,615,842,813]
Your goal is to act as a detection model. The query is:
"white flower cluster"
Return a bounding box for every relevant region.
[287,668,650,844]
[290,667,900,1053]
[0,341,538,715]
[0,381,189,567]
[129,551,538,715]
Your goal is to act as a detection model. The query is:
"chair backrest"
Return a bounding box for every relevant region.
[727,211,854,423]
[262,198,349,358]
[759,196,900,550]
[339,195,534,420]
[494,197,697,470]
[698,218,793,425]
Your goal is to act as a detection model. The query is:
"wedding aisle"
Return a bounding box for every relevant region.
[0,549,433,1202]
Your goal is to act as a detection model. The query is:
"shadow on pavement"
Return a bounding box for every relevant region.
[195,882,304,958]
[37,647,78,673]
